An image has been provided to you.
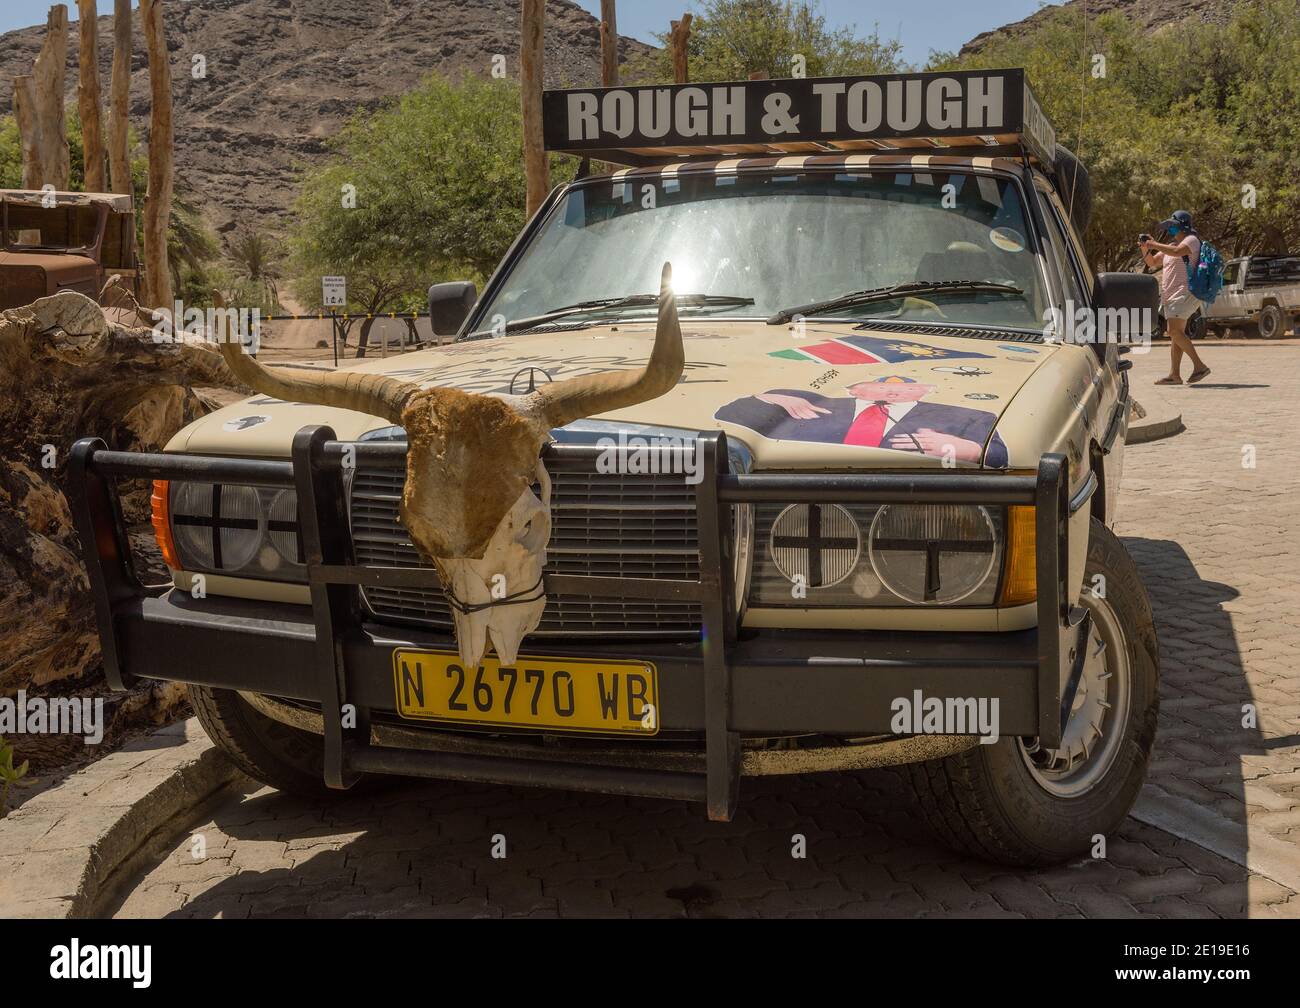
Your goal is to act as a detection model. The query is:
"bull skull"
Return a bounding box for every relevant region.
[216,264,684,668]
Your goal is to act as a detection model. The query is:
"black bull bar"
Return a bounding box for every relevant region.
[68,427,1081,822]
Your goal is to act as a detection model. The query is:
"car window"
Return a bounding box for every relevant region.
[1046,190,1093,295]
[1,203,100,252]
[1034,187,1085,308]
[475,170,1051,332]
[1035,184,1112,362]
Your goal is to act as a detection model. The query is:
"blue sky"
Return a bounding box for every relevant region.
[572,1,1051,66]
[1,1,1051,67]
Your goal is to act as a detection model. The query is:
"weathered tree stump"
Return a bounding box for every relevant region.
[0,288,244,695]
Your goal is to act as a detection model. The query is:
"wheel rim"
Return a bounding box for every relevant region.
[1018,591,1131,798]
[1261,309,1280,338]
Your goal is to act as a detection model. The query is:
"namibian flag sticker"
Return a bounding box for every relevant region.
[770,334,994,365]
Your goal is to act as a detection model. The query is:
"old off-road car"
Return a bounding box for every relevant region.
[0,188,138,310]
[1203,253,1300,339]
[72,70,1160,866]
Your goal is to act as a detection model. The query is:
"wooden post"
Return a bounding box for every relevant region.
[599,0,618,87]
[141,0,173,310]
[108,0,131,194]
[14,6,70,191]
[521,0,548,218]
[669,13,692,84]
[77,0,106,191]
[12,78,40,190]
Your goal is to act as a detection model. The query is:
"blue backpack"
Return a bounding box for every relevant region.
[1186,240,1226,303]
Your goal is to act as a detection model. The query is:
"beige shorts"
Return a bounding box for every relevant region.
[1161,292,1199,320]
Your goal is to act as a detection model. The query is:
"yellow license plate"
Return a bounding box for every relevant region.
[392,648,659,735]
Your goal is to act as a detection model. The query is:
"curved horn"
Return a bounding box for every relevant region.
[530,261,684,429]
[211,291,416,424]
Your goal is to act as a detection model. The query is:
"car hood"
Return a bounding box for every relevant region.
[172,319,1060,469]
[0,249,97,275]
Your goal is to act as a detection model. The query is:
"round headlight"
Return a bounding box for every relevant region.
[268,490,301,563]
[868,504,996,605]
[769,503,861,589]
[170,482,263,572]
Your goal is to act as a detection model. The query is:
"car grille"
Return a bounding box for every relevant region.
[348,467,704,637]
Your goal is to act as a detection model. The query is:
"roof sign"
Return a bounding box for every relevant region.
[543,69,1057,166]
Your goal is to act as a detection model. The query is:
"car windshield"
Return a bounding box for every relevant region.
[474,169,1049,333]
[0,201,103,253]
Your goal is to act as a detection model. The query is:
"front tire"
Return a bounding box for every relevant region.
[907,520,1159,866]
[190,685,339,797]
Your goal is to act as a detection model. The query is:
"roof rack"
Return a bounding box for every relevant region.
[543,68,1057,169]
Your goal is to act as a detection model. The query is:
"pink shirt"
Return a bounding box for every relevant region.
[1160,235,1200,301]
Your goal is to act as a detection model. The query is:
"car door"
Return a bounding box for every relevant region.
[1035,183,1126,522]
[1216,259,1244,320]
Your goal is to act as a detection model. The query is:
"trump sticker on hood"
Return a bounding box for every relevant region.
[716,375,1008,467]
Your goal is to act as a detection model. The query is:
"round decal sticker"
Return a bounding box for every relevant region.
[932,365,992,377]
[989,226,1026,253]
[223,415,271,431]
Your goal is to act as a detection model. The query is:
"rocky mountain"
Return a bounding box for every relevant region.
[962,0,1240,55]
[0,0,652,231]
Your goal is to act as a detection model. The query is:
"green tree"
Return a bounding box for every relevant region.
[288,73,573,353]
[0,118,22,189]
[0,735,29,817]
[167,193,221,308]
[627,0,904,83]
[222,228,283,311]
[1218,0,1300,254]
[935,0,1297,267]
[932,9,1235,270]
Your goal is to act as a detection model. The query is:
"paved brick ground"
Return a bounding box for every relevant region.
[114,343,1300,918]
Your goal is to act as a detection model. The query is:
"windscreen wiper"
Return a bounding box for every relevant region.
[767,280,1025,325]
[503,293,755,335]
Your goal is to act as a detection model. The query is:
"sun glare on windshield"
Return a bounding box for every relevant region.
[478,170,1048,333]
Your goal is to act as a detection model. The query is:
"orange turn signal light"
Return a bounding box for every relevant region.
[150,480,180,570]
[999,505,1037,606]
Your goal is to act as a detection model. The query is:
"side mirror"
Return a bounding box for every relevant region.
[427,281,477,338]
[1093,272,1159,343]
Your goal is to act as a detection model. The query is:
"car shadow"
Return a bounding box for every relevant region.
[126,534,1261,919]
[1119,535,1262,916]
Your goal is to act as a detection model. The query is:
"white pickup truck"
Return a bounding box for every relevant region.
[1204,254,1300,339]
